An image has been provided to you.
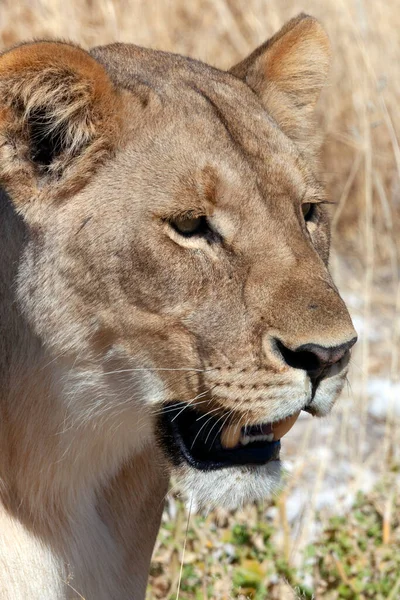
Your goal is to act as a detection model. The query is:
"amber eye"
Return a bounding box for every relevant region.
[302,203,315,222]
[170,215,209,237]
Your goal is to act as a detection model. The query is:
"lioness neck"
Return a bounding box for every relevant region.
[0,190,169,599]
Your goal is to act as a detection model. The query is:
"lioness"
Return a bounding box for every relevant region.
[0,13,356,599]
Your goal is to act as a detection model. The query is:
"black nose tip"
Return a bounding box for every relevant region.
[276,336,357,378]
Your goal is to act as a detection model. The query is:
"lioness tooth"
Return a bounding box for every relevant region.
[272,411,300,440]
[220,424,241,449]
[240,433,274,444]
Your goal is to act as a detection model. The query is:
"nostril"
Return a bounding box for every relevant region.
[275,336,357,376]
[276,340,321,373]
[296,338,357,367]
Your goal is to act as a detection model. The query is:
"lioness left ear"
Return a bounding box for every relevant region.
[0,41,121,214]
[230,14,330,148]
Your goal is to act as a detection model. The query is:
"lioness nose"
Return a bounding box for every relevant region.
[276,337,357,378]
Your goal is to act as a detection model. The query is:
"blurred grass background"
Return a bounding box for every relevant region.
[1,1,398,598]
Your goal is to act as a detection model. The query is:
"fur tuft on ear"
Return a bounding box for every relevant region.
[230,14,330,151]
[0,41,121,208]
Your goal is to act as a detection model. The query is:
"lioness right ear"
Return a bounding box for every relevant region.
[0,41,121,216]
[230,14,330,150]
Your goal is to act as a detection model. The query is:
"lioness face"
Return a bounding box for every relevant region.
[0,16,356,509]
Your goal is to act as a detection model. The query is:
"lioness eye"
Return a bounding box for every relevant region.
[302,203,314,221]
[170,215,208,237]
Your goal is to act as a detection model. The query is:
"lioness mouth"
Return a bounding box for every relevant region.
[159,403,299,471]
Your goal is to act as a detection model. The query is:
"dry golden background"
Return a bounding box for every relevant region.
[1,1,399,598]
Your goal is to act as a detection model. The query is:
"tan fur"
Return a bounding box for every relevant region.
[0,15,356,599]
[230,14,331,152]
[0,42,122,211]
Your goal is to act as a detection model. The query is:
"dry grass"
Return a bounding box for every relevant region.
[1,1,399,598]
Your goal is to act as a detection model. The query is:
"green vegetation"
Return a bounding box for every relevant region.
[312,475,400,599]
[147,472,400,599]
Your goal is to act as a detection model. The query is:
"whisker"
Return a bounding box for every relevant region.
[152,398,211,417]
[204,412,228,446]
[100,367,216,375]
[190,413,218,450]
[153,384,219,420]
[170,390,212,423]
[210,410,234,448]
[243,408,252,434]
[195,406,221,422]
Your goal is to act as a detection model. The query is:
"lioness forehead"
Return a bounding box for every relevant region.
[90,44,320,209]
[91,42,247,99]
[91,44,285,145]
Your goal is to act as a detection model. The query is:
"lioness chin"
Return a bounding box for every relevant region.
[0,13,356,600]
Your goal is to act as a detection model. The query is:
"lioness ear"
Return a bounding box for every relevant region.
[230,14,330,148]
[0,41,120,213]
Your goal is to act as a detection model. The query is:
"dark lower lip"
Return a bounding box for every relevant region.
[158,403,281,472]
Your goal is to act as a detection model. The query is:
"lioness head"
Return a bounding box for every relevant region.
[0,15,356,510]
